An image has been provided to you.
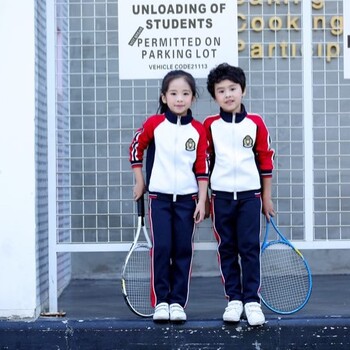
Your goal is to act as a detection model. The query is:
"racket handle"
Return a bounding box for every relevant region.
[137,194,145,218]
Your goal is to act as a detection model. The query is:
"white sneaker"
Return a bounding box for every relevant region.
[153,302,169,322]
[244,302,265,326]
[169,303,187,322]
[223,300,243,322]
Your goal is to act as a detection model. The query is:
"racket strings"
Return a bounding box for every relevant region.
[260,244,311,313]
[123,246,153,316]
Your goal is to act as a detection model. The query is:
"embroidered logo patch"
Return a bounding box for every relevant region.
[185,138,196,151]
[243,135,253,148]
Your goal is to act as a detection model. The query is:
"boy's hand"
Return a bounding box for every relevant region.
[262,197,275,222]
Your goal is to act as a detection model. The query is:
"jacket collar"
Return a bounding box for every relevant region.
[219,104,247,123]
[165,109,193,125]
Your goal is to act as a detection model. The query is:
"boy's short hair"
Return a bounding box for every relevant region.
[207,63,246,99]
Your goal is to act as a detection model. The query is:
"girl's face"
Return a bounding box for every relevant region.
[214,79,245,114]
[161,77,195,116]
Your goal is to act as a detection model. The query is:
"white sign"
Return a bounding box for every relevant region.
[344,0,350,79]
[118,0,238,80]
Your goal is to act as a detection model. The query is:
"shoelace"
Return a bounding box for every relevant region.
[225,302,242,312]
[170,304,183,312]
[245,303,261,313]
[155,304,168,312]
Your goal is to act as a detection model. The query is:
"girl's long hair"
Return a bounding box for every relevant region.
[157,70,198,114]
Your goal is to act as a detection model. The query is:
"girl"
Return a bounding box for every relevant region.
[129,70,209,322]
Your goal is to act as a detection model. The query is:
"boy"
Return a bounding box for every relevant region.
[203,63,275,326]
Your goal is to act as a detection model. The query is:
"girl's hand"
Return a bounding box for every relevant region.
[204,196,211,219]
[133,182,145,201]
[132,167,145,200]
[194,200,205,224]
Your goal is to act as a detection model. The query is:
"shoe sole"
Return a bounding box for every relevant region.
[247,322,265,327]
[170,314,186,322]
[170,318,186,323]
[153,318,169,323]
[153,314,170,322]
[223,318,240,323]
[245,317,265,326]
[223,312,242,323]
[243,315,265,326]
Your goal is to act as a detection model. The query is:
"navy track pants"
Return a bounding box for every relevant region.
[148,193,196,308]
[211,192,262,303]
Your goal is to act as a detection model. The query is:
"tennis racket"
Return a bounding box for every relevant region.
[259,217,312,315]
[121,195,153,317]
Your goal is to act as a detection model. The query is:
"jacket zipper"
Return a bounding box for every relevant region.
[232,113,238,200]
[173,116,181,202]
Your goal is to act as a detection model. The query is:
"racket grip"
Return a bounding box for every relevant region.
[137,194,145,217]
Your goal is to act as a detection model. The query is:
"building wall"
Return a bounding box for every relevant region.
[0,0,38,318]
[55,0,72,298]
[56,0,350,277]
[34,0,72,315]
[35,0,50,313]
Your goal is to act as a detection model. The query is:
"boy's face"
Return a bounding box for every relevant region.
[213,79,245,114]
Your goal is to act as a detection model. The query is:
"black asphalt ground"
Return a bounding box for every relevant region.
[1,275,350,349]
